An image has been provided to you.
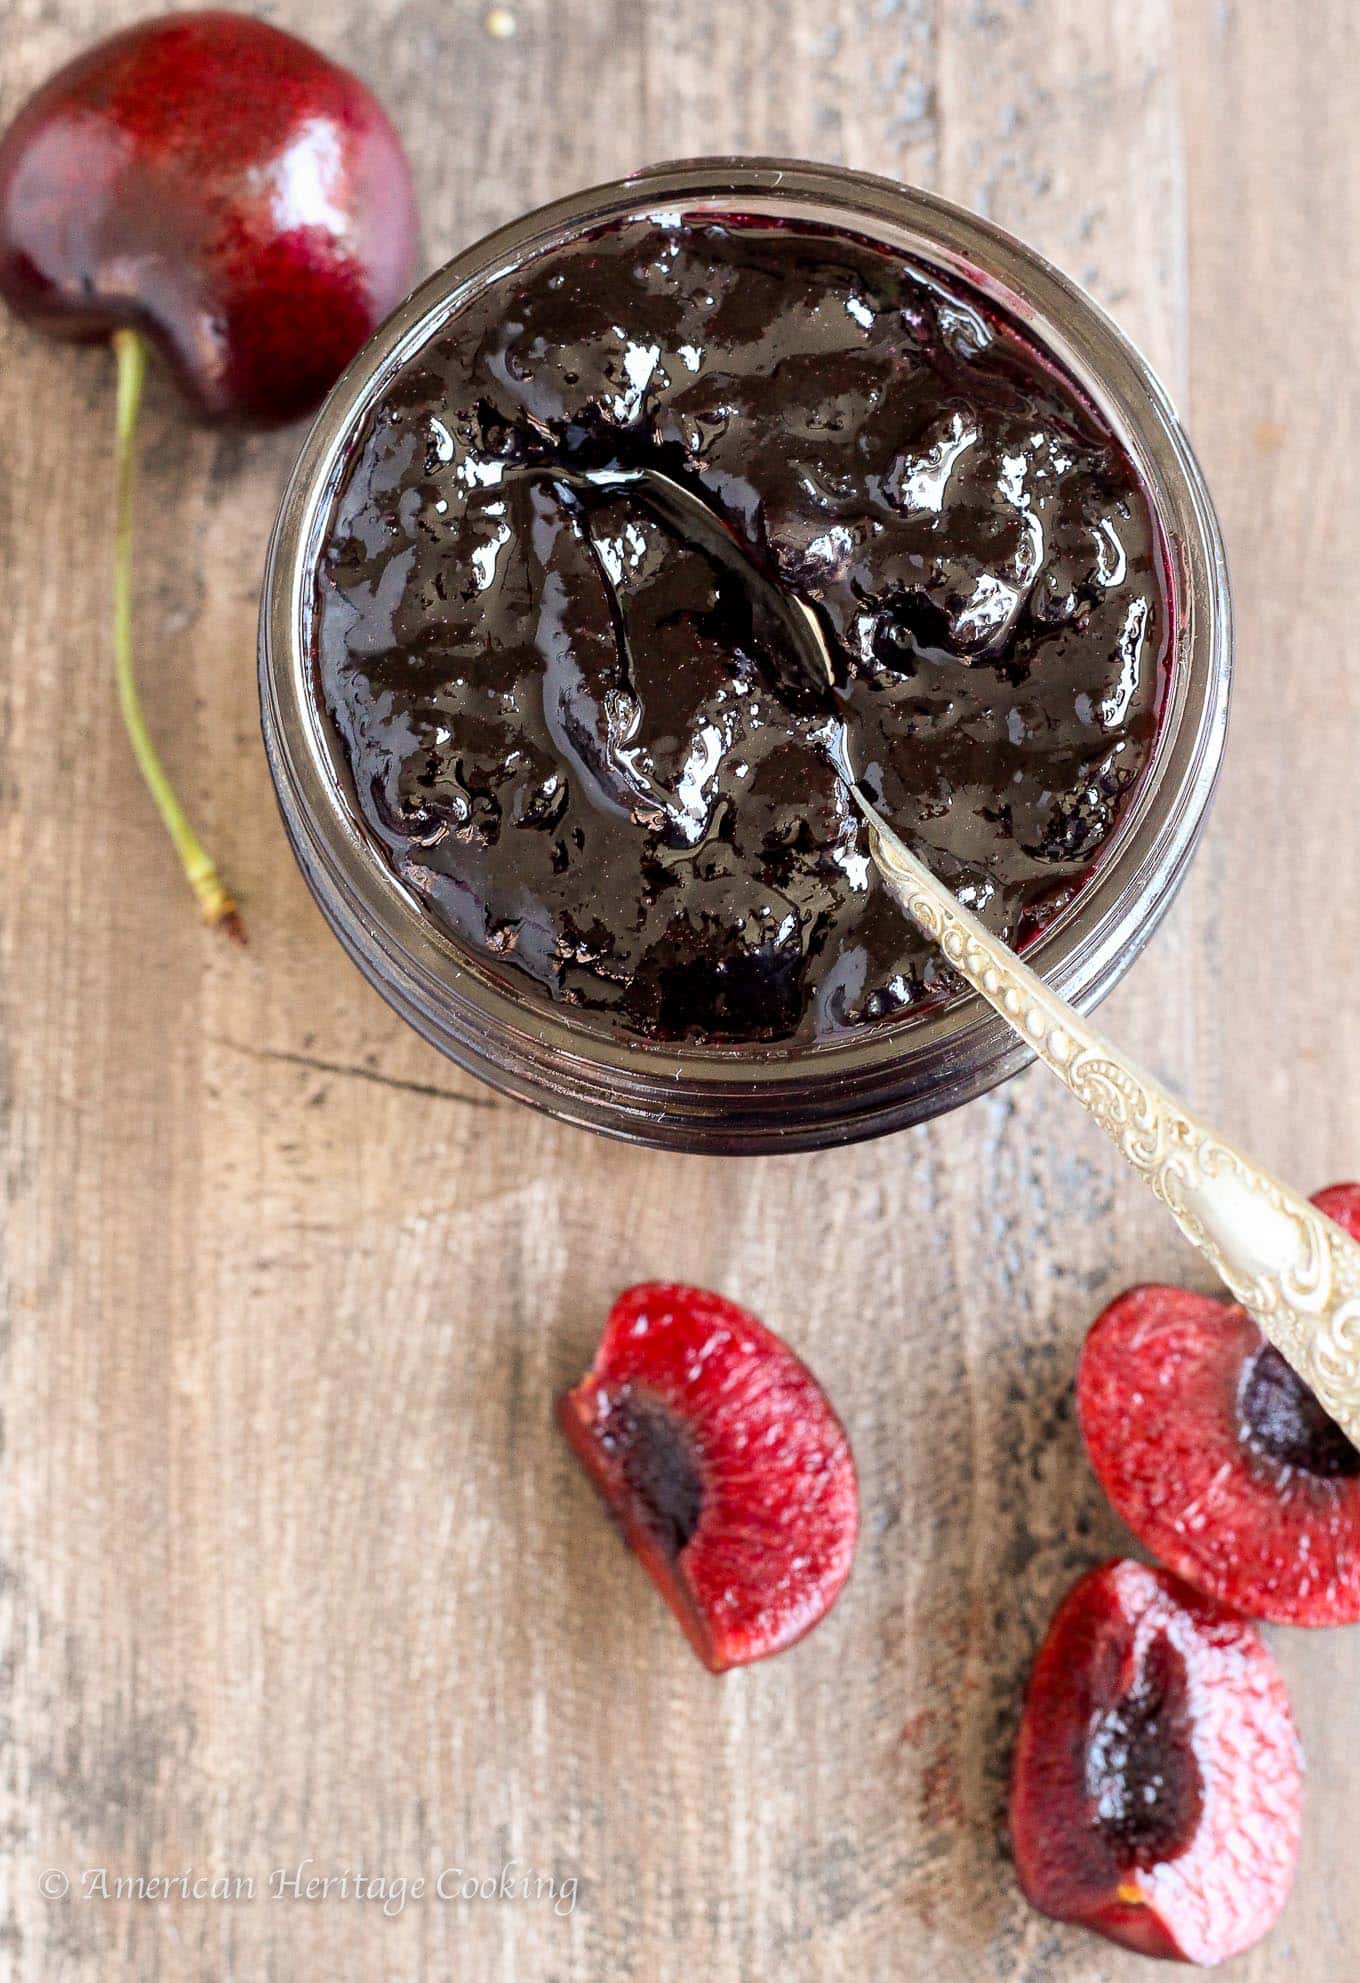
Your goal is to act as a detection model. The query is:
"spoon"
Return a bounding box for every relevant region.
[563,463,1360,1450]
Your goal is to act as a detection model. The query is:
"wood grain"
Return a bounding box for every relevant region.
[0,1,1356,1977]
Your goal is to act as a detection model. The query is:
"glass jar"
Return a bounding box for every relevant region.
[258,158,1230,1154]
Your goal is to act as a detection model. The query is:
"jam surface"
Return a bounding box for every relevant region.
[314,214,1166,1045]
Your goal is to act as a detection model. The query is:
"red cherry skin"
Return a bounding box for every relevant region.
[0,10,420,424]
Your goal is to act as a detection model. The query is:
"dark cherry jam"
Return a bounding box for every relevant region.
[313,214,1167,1045]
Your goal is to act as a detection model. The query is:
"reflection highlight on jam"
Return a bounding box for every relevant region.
[314,214,1167,1046]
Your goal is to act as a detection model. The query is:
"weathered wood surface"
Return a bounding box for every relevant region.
[1,1,1355,1976]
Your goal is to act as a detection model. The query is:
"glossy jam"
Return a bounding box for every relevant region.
[314,215,1167,1045]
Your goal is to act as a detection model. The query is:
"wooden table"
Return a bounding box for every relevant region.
[2,1,1356,1976]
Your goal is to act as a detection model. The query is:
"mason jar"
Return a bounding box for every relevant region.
[259,157,1230,1154]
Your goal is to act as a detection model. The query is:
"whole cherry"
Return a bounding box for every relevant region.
[0,11,420,932]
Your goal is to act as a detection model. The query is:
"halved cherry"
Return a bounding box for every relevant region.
[1011,1559,1302,1964]
[558,1282,858,1671]
[1077,1184,1360,1626]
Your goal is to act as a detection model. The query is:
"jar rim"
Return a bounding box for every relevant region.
[259,157,1231,1153]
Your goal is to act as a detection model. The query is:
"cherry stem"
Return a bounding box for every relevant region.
[111,328,244,941]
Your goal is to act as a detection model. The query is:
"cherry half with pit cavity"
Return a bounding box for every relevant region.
[558,1282,859,1672]
[1077,1183,1360,1626]
[1010,1559,1302,1965]
[0,10,420,932]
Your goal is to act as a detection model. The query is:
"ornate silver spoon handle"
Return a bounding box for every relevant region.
[862,800,1360,1450]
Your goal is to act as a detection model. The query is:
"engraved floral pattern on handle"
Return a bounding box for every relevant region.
[863,804,1360,1450]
